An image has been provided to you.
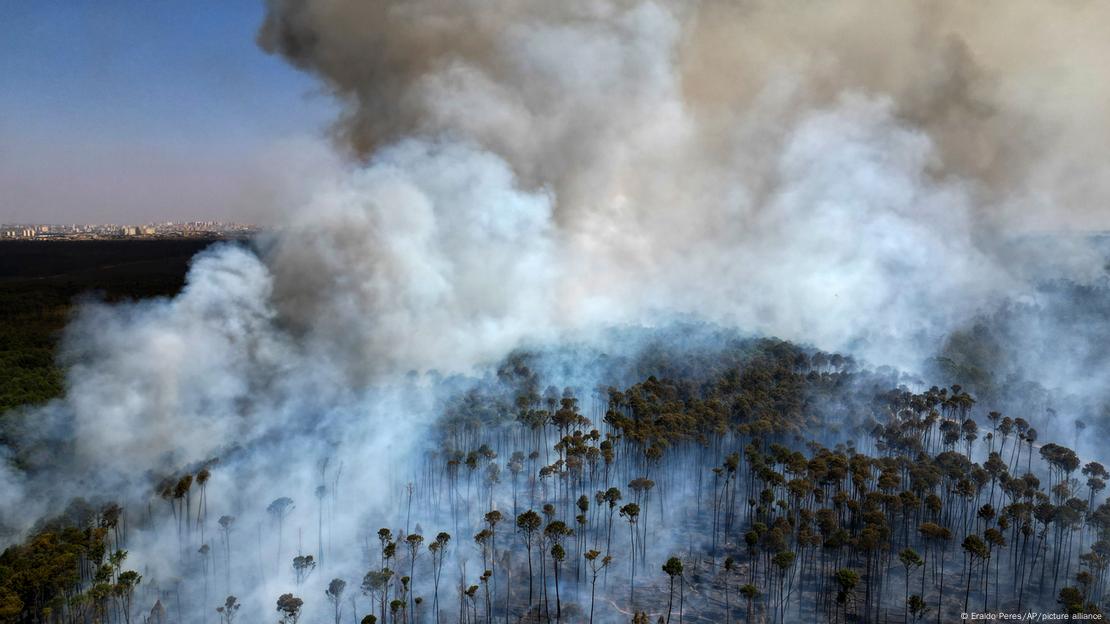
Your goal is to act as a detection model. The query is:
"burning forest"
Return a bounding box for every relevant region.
[4,1,1110,623]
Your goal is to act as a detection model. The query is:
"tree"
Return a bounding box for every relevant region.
[216,595,240,624]
[116,569,141,624]
[483,511,501,622]
[602,487,622,562]
[428,532,450,624]
[196,468,211,539]
[172,474,193,550]
[268,498,295,572]
[919,521,951,624]
[361,569,392,624]
[982,528,1004,611]
[662,557,683,624]
[771,550,795,624]
[739,584,760,624]
[620,503,640,607]
[516,510,542,607]
[721,557,735,624]
[898,548,924,624]
[961,534,988,614]
[293,555,317,586]
[199,543,212,624]
[326,578,346,624]
[218,515,235,593]
[463,585,479,624]
[545,521,572,621]
[584,549,611,624]
[405,533,424,619]
[548,544,565,622]
[834,569,859,624]
[907,594,929,623]
[377,528,393,570]
[276,593,303,624]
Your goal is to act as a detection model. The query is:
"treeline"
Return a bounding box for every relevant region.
[0,501,141,623]
[0,239,220,414]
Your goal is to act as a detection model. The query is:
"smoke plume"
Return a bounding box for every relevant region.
[254,0,1110,365]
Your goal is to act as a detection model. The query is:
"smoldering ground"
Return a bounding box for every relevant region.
[3,0,1110,622]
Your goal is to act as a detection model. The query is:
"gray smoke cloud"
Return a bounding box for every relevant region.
[254,0,1110,367]
[3,0,1110,620]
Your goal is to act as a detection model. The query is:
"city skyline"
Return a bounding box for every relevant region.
[0,220,259,240]
[0,2,337,224]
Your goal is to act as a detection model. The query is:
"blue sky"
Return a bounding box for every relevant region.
[0,1,337,223]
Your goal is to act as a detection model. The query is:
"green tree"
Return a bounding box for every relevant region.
[961,535,988,614]
[545,521,572,621]
[898,548,924,624]
[584,549,611,624]
[516,510,542,608]
[662,557,683,624]
[619,503,640,607]
[834,569,859,624]
[405,533,424,619]
[739,584,760,624]
[907,594,929,623]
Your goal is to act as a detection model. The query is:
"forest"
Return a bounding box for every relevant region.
[0,240,223,413]
[2,320,1107,623]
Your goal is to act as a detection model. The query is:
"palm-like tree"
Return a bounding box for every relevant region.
[515,510,541,608]
[961,534,988,614]
[428,532,450,624]
[216,595,239,624]
[739,584,760,624]
[293,554,316,586]
[405,533,424,619]
[898,548,924,624]
[907,594,929,623]
[662,557,683,624]
[268,497,295,573]
[834,569,858,624]
[326,578,346,624]
[584,549,611,624]
[919,522,951,624]
[771,550,795,624]
[276,593,303,624]
[218,515,235,593]
[483,511,501,621]
[544,520,572,621]
[361,569,392,624]
[619,503,640,607]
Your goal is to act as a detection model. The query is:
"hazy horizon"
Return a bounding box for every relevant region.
[0,2,337,225]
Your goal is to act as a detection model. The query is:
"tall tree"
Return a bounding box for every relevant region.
[662,557,683,624]
[584,550,611,624]
[326,578,347,624]
[515,510,542,609]
[268,498,295,573]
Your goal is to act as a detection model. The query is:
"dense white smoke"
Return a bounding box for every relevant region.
[3,0,1110,620]
[252,0,1110,365]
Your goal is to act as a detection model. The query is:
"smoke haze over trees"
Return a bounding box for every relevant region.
[4,0,1110,622]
